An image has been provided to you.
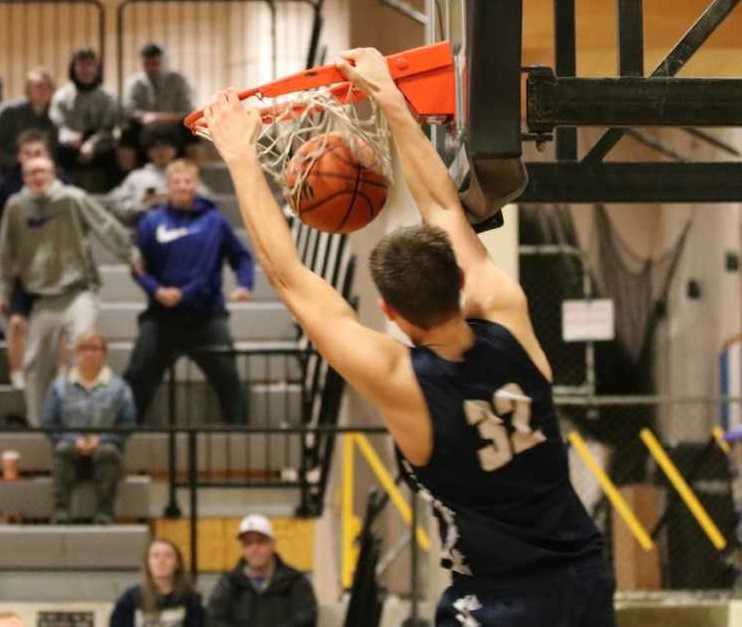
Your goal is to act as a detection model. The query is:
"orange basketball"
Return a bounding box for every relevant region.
[284,132,388,234]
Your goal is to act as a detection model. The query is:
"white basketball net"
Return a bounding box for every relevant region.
[198,87,393,204]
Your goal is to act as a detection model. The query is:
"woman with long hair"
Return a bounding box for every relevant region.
[110,538,204,627]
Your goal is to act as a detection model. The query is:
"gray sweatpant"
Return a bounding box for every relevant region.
[24,290,99,426]
[52,441,123,517]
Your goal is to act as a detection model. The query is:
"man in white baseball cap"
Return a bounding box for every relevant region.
[207,513,317,627]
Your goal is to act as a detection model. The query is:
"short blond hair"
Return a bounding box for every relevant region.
[166,159,199,180]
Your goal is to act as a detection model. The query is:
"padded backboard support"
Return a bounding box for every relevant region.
[455,0,528,231]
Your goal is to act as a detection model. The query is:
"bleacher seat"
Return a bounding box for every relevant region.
[0,475,150,520]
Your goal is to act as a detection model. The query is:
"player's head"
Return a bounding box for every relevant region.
[370,224,462,331]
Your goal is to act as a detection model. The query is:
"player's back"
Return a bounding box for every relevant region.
[400,318,603,581]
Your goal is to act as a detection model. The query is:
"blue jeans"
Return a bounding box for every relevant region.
[435,556,616,627]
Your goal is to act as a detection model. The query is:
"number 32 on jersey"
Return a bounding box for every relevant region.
[463,383,547,472]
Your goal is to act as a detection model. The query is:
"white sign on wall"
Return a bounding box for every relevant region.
[562,299,615,342]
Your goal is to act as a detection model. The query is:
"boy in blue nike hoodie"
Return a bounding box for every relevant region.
[125,159,253,423]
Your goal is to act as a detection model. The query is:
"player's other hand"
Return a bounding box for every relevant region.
[336,48,398,103]
[204,89,261,165]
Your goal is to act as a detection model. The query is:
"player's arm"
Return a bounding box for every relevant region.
[203,91,431,463]
[337,48,525,320]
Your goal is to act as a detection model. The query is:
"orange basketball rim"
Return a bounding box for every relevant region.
[183,41,456,135]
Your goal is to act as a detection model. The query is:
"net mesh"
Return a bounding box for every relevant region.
[196,87,393,207]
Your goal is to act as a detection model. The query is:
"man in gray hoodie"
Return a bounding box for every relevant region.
[0,156,134,426]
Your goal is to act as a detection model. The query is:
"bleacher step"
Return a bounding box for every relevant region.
[0,476,151,520]
[2,431,305,476]
[0,524,150,569]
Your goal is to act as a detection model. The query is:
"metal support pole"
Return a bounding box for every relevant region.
[188,429,199,580]
[617,0,644,76]
[164,363,181,517]
[554,0,577,160]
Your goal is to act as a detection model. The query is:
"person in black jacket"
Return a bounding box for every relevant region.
[207,514,317,627]
[110,538,205,627]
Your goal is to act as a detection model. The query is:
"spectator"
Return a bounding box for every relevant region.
[207,515,317,627]
[0,156,134,426]
[124,159,251,424]
[41,331,136,524]
[0,130,65,390]
[121,43,195,164]
[107,126,211,226]
[0,129,64,214]
[110,538,205,627]
[0,68,56,172]
[50,49,120,192]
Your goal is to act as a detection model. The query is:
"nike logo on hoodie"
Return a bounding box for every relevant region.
[156,224,191,244]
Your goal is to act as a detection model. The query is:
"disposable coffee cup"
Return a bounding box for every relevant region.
[2,450,20,481]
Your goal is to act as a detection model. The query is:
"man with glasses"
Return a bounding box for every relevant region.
[41,331,136,525]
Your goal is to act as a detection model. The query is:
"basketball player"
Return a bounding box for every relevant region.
[203,47,615,627]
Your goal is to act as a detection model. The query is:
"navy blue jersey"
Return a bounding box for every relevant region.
[398,319,602,581]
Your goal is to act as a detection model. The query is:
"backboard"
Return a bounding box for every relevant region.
[428,0,527,231]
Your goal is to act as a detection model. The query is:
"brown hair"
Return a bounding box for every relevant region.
[16,129,52,153]
[369,224,461,329]
[141,539,194,614]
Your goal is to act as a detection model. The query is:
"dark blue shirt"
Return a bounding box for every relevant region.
[399,319,602,582]
[135,197,254,315]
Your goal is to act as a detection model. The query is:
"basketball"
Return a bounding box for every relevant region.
[284,132,388,234]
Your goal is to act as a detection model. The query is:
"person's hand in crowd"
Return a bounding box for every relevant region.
[141,112,162,126]
[230,287,251,302]
[75,435,97,456]
[63,131,83,150]
[156,287,183,307]
[79,139,95,163]
[143,190,168,208]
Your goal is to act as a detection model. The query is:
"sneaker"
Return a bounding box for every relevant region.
[10,371,25,390]
[93,512,113,525]
[51,510,70,525]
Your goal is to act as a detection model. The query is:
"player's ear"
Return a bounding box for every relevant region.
[458,266,465,290]
[378,298,396,321]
